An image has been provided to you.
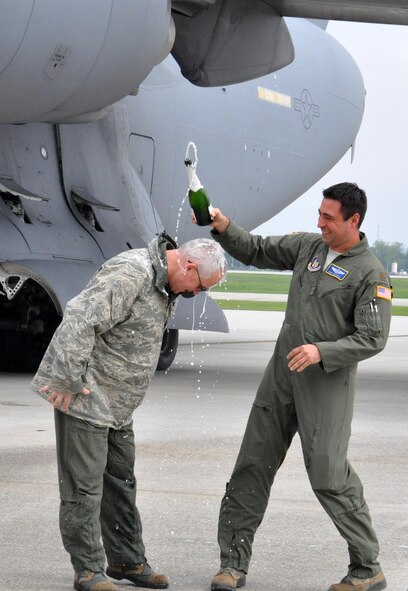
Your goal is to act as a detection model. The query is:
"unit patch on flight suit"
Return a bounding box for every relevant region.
[375,285,392,301]
[324,264,349,281]
[307,257,321,272]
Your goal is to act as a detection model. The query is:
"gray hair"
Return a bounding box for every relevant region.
[179,238,227,282]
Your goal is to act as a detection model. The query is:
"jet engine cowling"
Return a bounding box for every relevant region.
[0,0,174,124]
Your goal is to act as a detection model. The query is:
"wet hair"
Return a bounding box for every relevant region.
[178,238,227,282]
[322,182,367,228]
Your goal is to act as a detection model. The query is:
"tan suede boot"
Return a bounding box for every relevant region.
[106,563,168,589]
[328,570,387,591]
[211,567,246,591]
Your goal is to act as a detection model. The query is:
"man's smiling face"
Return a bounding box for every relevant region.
[317,198,360,252]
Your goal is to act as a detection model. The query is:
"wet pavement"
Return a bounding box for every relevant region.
[0,310,407,591]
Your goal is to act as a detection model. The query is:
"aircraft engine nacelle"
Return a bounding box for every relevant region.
[0,0,175,124]
[171,0,295,86]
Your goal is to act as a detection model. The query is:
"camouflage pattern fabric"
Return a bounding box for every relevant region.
[32,236,175,428]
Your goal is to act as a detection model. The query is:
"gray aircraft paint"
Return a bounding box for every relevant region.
[0,1,405,370]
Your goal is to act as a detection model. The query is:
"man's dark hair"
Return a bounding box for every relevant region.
[322,182,367,228]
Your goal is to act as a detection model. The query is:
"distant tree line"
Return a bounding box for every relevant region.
[225,253,258,271]
[369,240,408,274]
[226,242,408,274]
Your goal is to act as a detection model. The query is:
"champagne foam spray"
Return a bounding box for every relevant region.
[185,141,198,168]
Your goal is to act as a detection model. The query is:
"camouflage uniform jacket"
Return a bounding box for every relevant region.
[31,235,175,428]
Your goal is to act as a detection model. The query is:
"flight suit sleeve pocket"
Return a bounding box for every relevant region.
[358,302,382,335]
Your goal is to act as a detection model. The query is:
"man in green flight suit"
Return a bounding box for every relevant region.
[207,183,392,591]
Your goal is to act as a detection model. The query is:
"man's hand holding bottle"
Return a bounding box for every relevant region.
[190,205,230,234]
[208,207,230,234]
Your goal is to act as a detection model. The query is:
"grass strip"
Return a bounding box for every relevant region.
[213,272,408,299]
[391,306,408,316]
[214,299,408,316]
[214,300,287,312]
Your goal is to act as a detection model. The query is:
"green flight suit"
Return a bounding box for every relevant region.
[212,222,392,578]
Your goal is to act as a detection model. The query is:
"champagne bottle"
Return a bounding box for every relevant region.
[184,158,212,226]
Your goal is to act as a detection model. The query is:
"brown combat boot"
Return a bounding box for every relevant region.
[74,570,118,591]
[328,570,387,591]
[211,567,246,591]
[106,563,168,589]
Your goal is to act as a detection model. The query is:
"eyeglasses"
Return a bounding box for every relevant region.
[196,266,208,292]
[189,261,208,292]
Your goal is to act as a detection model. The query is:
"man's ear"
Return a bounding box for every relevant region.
[350,212,360,228]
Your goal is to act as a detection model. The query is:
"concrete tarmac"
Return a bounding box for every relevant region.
[0,310,407,591]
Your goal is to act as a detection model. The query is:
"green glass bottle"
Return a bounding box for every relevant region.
[184,158,212,226]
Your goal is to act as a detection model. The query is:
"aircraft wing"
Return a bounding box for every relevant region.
[171,0,407,86]
[267,0,408,25]
[172,0,408,25]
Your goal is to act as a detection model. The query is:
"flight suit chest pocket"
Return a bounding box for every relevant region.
[317,281,356,299]
[317,282,357,320]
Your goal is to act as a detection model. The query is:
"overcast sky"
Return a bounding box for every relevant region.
[255,21,408,247]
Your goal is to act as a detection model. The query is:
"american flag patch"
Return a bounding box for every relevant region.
[376,285,392,301]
